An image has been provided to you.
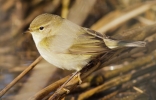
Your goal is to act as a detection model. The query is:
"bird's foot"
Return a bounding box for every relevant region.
[63,88,70,94]
[73,72,82,84]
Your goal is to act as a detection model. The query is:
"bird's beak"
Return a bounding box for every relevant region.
[24,28,33,34]
[28,28,33,33]
[23,29,32,34]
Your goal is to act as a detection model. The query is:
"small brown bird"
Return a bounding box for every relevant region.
[29,13,146,87]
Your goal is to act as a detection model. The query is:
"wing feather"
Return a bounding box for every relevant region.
[69,27,110,55]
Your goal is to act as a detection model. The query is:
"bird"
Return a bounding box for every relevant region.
[28,13,146,89]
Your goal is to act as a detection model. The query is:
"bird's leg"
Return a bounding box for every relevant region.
[57,71,81,93]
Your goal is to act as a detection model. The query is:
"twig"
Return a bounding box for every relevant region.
[0,56,42,98]
[101,69,156,100]
[103,50,156,79]
[94,3,154,33]
[78,58,156,100]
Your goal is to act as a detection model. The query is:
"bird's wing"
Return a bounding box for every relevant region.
[68,27,110,55]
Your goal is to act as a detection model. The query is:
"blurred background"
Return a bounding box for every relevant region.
[1,0,156,100]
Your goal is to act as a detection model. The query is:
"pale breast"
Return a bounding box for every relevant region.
[37,45,91,71]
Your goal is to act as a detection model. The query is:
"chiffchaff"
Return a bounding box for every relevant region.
[29,13,146,71]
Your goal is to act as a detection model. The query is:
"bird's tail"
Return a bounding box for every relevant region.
[103,38,146,49]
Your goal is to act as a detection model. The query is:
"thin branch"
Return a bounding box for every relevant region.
[77,51,156,100]
[94,3,154,33]
[0,56,42,98]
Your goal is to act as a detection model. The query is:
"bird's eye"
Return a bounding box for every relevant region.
[39,26,44,30]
